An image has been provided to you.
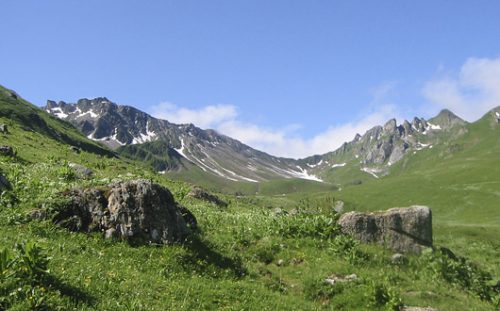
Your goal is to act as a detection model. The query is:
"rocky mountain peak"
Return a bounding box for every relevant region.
[489,105,500,119]
[383,118,398,134]
[429,109,466,128]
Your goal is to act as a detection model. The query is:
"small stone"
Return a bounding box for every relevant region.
[28,209,48,220]
[272,207,286,216]
[290,258,304,265]
[69,146,81,154]
[0,145,14,157]
[0,124,8,133]
[69,163,93,179]
[325,273,358,285]
[391,253,407,265]
[334,200,344,213]
[276,259,284,266]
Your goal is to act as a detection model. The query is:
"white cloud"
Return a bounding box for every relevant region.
[214,105,399,159]
[150,99,398,159]
[150,102,237,129]
[148,57,500,159]
[422,57,500,121]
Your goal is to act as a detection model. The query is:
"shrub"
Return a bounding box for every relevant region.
[58,162,76,181]
[366,281,403,311]
[0,190,18,209]
[422,248,498,302]
[0,241,62,309]
[329,234,370,264]
[272,212,340,240]
[303,276,346,301]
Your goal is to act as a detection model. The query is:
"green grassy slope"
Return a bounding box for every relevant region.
[165,164,338,196]
[0,85,114,158]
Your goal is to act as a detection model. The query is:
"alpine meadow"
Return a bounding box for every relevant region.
[1,2,500,310]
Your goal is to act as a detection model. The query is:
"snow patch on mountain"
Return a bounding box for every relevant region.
[306,160,323,168]
[132,122,157,144]
[287,166,323,182]
[331,163,346,168]
[361,167,382,179]
[174,138,187,158]
[48,107,68,118]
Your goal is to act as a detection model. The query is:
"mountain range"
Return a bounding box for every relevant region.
[44,97,500,187]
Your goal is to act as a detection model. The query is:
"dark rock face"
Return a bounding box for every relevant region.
[0,145,14,157]
[53,180,196,244]
[187,187,228,208]
[0,173,11,191]
[337,206,432,253]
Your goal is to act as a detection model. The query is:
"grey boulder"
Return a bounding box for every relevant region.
[53,179,196,244]
[68,163,93,178]
[337,206,432,253]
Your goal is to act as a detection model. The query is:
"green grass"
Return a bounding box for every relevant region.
[0,86,499,309]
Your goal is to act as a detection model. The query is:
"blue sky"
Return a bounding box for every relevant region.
[2,1,500,158]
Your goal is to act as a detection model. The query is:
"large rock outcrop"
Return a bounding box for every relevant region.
[53,180,197,244]
[337,206,432,253]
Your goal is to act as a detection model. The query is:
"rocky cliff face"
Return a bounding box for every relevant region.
[330,110,465,166]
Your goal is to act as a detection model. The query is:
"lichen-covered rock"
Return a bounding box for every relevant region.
[68,163,93,179]
[187,186,227,208]
[391,253,408,265]
[337,206,432,253]
[53,180,196,244]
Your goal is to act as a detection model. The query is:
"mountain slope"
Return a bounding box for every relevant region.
[45,98,322,183]
[0,86,114,158]
[45,96,494,191]
[301,109,470,184]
